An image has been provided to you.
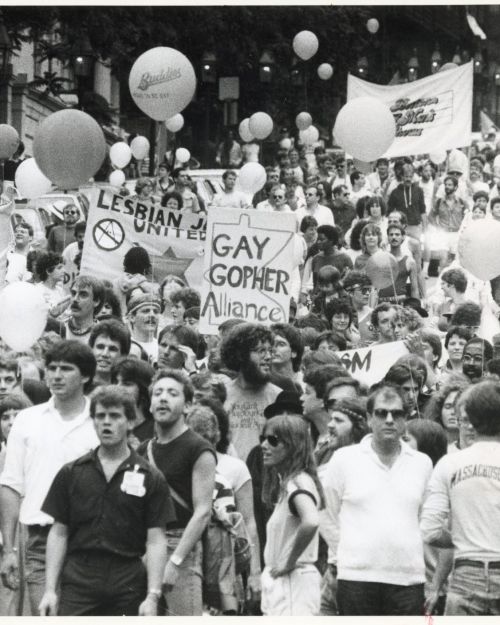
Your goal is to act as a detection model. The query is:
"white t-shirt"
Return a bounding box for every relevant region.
[295,203,334,227]
[216,452,251,493]
[212,189,249,209]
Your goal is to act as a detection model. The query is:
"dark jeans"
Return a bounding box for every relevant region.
[59,551,147,616]
[337,579,425,615]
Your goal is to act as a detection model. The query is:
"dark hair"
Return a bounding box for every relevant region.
[44,340,96,392]
[35,251,62,282]
[386,356,427,388]
[134,177,153,194]
[350,170,363,186]
[464,380,500,435]
[360,223,383,253]
[331,397,368,443]
[99,287,123,320]
[219,318,246,336]
[172,167,187,180]
[89,319,131,355]
[423,374,469,426]
[293,313,330,332]
[367,384,405,415]
[407,420,448,466]
[123,246,151,275]
[443,174,459,189]
[220,323,273,372]
[388,210,408,227]
[74,221,87,236]
[197,397,230,453]
[420,330,443,366]
[325,298,354,327]
[111,356,155,419]
[444,325,473,348]
[300,215,319,233]
[491,196,500,209]
[89,385,136,422]
[151,368,194,404]
[464,337,494,363]
[441,268,467,294]
[158,324,200,354]
[317,225,339,246]
[343,270,372,291]
[450,302,482,328]
[161,190,184,209]
[301,348,343,373]
[170,287,201,310]
[349,219,370,252]
[303,365,348,399]
[371,302,395,329]
[312,331,347,352]
[365,196,387,217]
[271,323,304,372]
[487,358,500,377]
[190,371,227,404]
[222,170,237,180]
[0,393,32,419]
[473,190,489,203]
[184,306,200,321]
[324,376,360,402]
[72,275,105,316]
[14,221,34,237]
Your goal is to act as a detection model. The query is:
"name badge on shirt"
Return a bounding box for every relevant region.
[121,465,146,497]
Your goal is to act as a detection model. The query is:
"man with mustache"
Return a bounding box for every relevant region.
[462,338,493,383]
[64,275,105,344]
[127,293,161,366]
[221,323,280,461]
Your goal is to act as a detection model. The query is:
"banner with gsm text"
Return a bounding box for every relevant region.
[347,61,473,158]
[337,340,408,387]
[80,188,206,289]
[199,209,296,334]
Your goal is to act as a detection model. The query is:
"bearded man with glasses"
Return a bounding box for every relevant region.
[321,384,432,615]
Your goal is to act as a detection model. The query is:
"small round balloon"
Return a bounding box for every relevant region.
[239,118,254,143]
[176,147,191,164]
[299,126,319,146]
[0,283,48,352]
[249,112,273,140]
[238,163,266,194]
[439,62,459,72]
[33,110,106,190]
[365,250,400,290]
[129,47,197,121]
[110,142,132,169]
[458,220,500,281]
[296,112,312,131]
[109,170,126,187]
[367,18,380,34]
[333,97,396,162]
[15,158,52,199]
[293,31,319,61]
[317,63,334,80]
[165,114,184,133]
[0,124,20,161]
[280,138,292,150]
[130,136,150,160]
[429,150,447,165]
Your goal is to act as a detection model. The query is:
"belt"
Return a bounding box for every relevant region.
[454,559,500,570]
[27,524,51,535]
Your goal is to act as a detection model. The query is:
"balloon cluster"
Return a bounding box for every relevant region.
[109,137,150,188]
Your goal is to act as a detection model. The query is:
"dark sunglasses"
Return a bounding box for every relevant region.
[259,434,281,447]
[273,195,285,199]
[64,211,77,215]
[373,408,406,420]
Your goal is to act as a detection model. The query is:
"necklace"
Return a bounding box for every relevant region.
[67,318,92,336]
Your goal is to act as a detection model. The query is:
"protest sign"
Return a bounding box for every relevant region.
[337,340,408,386]
[80,188,206,288]
[199,209,296,334]
[347,61,472,158]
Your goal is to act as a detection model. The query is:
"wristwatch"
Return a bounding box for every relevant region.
[170,553,183,567]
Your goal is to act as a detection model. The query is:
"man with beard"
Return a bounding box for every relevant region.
[127,293,161,366]
[371,303,397,345]
[221,323,280,460]
[64,275,105,344]
[377,224,419,303]
[462,337,493,383]
[429,176,467,273]
[212,170,249,209]
[88,320,131,387]
[48,203,79,255]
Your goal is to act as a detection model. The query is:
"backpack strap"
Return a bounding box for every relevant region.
[147,440,192,512]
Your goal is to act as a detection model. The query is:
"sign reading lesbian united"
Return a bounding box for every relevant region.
[337,340,408,387]
[199,209,296,334]
[80,188,206,288]
[347,61,473,158]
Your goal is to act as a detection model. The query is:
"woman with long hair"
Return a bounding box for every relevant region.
[423,374,469,452]
[353,223,383,271]
[260,414,324,615]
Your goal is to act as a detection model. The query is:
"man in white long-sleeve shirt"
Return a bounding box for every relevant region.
[321,384,432,615]
[421,380,500,616]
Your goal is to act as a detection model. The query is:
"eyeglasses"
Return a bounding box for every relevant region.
[348,286,371,295]
[64,211,77,215]
[260,434,281,447]
[273,195,285,199]
[372,408,406,420]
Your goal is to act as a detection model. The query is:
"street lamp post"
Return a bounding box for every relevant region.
[71,33,96,111]
[201,51,217,167]
[407,49,419,82]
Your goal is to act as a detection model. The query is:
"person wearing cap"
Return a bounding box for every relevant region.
[64,275,105,344]
[127,293,161,366]
[38,385,173,616]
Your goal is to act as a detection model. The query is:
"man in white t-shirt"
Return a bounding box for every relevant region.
[5,221,33,284]
[295,185,334,227]
[321,384,432,615]
[212,170,249,209]
[421,380,500,616]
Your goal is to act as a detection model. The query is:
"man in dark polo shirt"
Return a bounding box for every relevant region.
[38,386,174,616]
[138,369,216,616]
[388,163,427,241]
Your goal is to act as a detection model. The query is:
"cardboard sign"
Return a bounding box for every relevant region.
[199,209,296,334]
[80,188,206,288]
[337,340,409,387]
[347,61,473,157]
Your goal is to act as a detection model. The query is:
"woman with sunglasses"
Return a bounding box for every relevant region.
[260,414,325,615]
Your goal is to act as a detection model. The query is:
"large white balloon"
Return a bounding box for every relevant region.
[239,118,254,143]
[110,142,132,169]
[238,163,266,194]
[296,112,312,131]
[317,63,334,80]
[458,220,500,281]
[439,62,458,73]
[429,150,447,165]
[176,147,191,163]
[299,126,319,146]
[129,47,196,121]
[130,136,150,160]
[365,250,399,290]
[293,31,319,61]
[109,170,126,187]
[280,138,292,150]
[367,18,380,34]
[333,97,396,162]
[0,283,48,352]
[249,112,273,140]
[15,158,52,199]
[0,124,20,161]
[165,114,184,133]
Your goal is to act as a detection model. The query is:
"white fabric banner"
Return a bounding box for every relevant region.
[199,208,296,334]
[347,61,473,158]
[80,188,206,289]
[337,340,409,387]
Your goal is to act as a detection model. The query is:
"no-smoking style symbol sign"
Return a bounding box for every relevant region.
[93,218,125,251]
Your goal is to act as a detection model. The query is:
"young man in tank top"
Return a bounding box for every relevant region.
[378,224,419,304]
